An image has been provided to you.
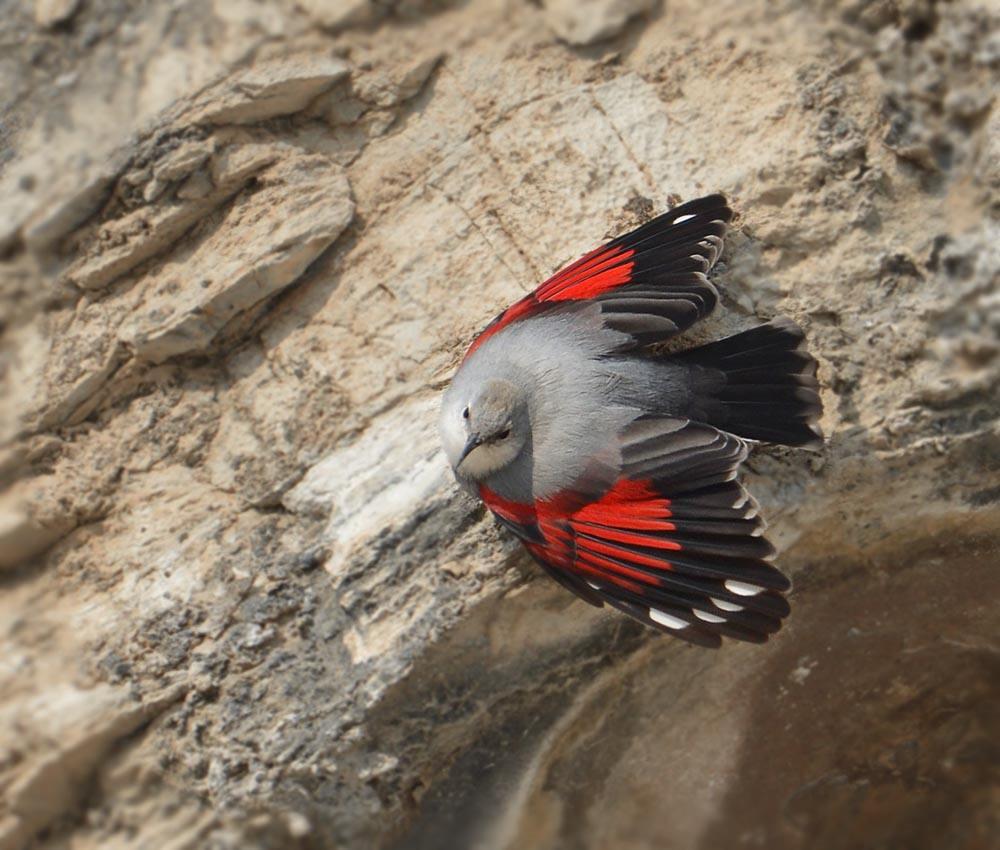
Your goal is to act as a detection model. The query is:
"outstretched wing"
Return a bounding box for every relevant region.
[482,418,791,647]
[465,194,733,359]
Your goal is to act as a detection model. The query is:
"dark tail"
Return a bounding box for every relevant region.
[674,318,824,448]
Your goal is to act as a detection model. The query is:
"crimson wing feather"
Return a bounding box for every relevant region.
[465,195,732,359]
[482,418,793,647]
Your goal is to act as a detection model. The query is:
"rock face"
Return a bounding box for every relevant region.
[0,2,997,849]
[542,0,657,45]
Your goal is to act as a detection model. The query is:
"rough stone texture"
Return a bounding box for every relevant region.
[0,1,998,849]
[32,0,79,29]
[543,0,656,45]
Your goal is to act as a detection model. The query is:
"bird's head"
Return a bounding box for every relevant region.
[440,378,529,482]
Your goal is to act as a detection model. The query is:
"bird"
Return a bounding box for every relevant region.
[439,194,822,647]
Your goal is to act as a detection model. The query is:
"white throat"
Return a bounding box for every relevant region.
[460,440,519,481]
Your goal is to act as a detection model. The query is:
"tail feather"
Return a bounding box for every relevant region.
[675,318,824,448]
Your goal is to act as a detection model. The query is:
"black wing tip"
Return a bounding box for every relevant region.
[583,194,734,347]
[644,194,734,237]
[669,192,733,223]
[540,558,791,647]
[566,536,792,645]
[606,589,785,647]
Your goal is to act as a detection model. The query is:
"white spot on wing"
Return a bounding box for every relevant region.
[586,581,601,590]
[712,597,743,612]
[673,214,696,224]
[694,610,726,623]
[725,580,764,596]
[649,608,688,629]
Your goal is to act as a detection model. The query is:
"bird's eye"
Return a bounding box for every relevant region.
[462,407,470,420]
[497,428,511,440]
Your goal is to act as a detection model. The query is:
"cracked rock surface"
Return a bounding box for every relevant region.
[0,1,997,849]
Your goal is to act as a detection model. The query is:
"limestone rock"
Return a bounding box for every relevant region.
[0,683,183,850]
[283,394,450,558]
[542,0,656,45]
[296,0,376,31]
[0,494,75,571]
[0,1,997,850]
[65,144,283,292]
[34,0,80,28]
[153,139,216,183]
[21,165,117,252]
[123,153,354,363]
[187,55,351,125]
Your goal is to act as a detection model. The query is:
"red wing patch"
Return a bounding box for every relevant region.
[534,244,635,301]
[481,472,791,647]
[533,479,677,595]
[463,195,733,360]
[464,242,634,358]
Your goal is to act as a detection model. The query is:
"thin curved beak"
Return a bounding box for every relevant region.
[458,434,482,466]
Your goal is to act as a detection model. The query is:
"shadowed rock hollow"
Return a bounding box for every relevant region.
[0,1,997,849]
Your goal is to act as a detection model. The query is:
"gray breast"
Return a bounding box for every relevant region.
[458,306,639,502]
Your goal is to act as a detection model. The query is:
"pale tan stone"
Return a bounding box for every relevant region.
[0,2,997,849]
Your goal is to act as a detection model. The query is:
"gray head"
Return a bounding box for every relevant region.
[440,377,530,483]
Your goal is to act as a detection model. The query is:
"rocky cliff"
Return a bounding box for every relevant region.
[1,1,997,848]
